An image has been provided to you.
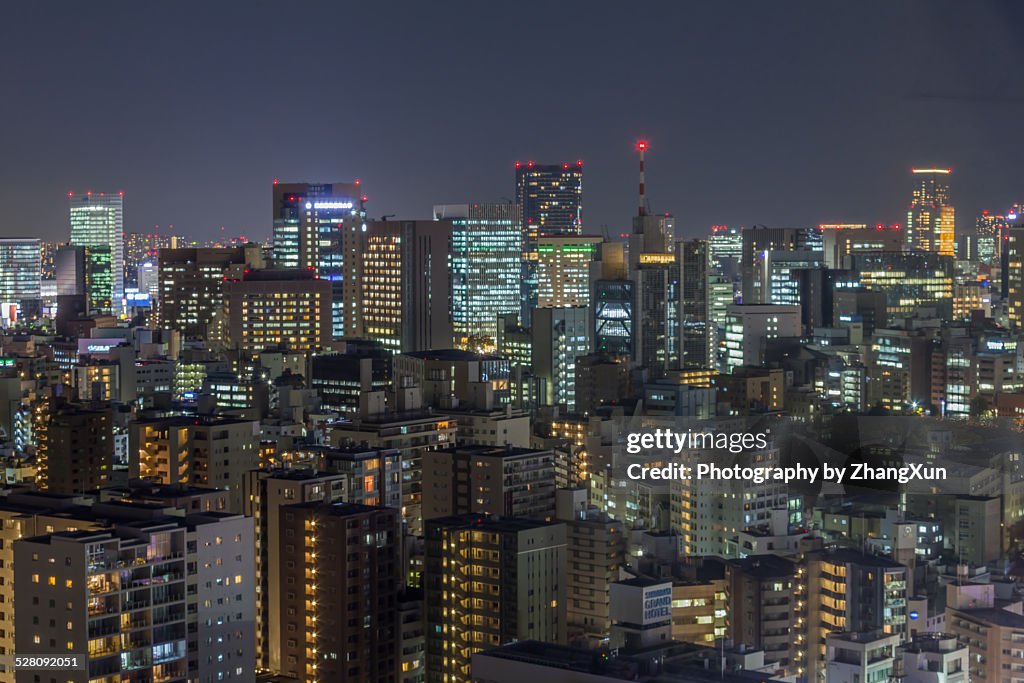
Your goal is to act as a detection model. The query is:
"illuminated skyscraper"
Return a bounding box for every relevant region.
[221,269,332,354]
[676,239,712,369]
[0,238,41,324]
[361,219,453,353]
[434,203,522,347]
[907,168,955,256]
[272,181,366,338]
[68,191,124,313]
[536,235,602,309]
[515,161,584,322]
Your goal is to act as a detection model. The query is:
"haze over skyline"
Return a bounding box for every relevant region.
[2,0,1023,241]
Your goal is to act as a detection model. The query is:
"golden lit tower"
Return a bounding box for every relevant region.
[907,168,955,256]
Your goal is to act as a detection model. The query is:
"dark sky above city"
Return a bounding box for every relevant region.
[2,1,1023,242]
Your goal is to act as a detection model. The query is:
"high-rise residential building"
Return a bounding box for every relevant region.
[802,549,909,683]
[532,306,591,410]
[34,400,112,494]
[68,191,124,313]
[516,161,584,323]
[422,445,556,520]
[13,508,255,683]
[559,506,625,647]
[434,203,522,346]
[276,502,400,682]
[725,554,798,672]
[676,239,712,369]
[156,245,263,338]
[221,269,332,354]
[243,468,347,673]
[907,168,955,256]
[425,515,567,683]
[0,239,41,325]
[536,235,602,309]
[361,219,453,353]
[129,415,260,513]
[309,341,392,414]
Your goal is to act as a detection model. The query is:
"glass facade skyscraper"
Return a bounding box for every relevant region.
[69,191,124,313]
[0,238,41,324]
[515,161,583,323]
[434,203,521,347]
[272,181,365,339]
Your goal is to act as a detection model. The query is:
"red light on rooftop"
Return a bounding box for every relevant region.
[67,192,73,197]
[118,191,124,196]
[515,161,521,168]
[527,161,534,168]
[355,179,361,185]
[86,191,92,196]
[637,140,648,151]
[577,160,583,166]
[362,195,368,202]
[563,163,569,169]
[273,179,279,185]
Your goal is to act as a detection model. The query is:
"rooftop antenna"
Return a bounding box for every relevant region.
[637,140,648,217]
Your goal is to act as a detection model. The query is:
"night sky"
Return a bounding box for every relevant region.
[2,1,1023,242]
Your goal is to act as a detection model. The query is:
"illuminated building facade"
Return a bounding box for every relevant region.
[907,168,955,256]
[532,306,591,410]
[515,161,584,322]
[69,191,124,314]
[848,252,954,318]
[34,401,112,494]
[434,203,521,346]
[536,235,602,309]
[425,515,567,683]
[676,239,712,369]
[630,213,677,377]
[276,502,400,682]
[157,245,262,337]
[723,304,801,373]
[362,219,453,353]
[0,238,41,324]
[803,549,908,683]
[1006,225,1024,329]
[221,269,332,354]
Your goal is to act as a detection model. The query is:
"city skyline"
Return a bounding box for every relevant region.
[2,1,1024,241]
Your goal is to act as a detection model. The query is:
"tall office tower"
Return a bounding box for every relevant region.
[271,181,362,269]
[157,245,263,337]
[723,304,802,372]
[13,511,255,683]
[40,240,60,279]
[676,239,711,369]
[68,191,124,313]
[434,203,522,346]
[759,249,827,314]
[1006,225,1024,328]
[56,244,114,313]
[536,235,602,308]
[725,555,798,673]
[361,219,453,353]
[276,502,400,682]
[629,142,677,377]
[592,242,633,359]
[976,211,1010,265]
[907,168,955,256]
[273,181,366,338]
[422,445,556,520]
[516,161,584,323]
[425,515,567,683]
[124,231,172,288]
[0,239,41,324]
[532,306,590,410]
[802,549,909,683]
[34,400,112,494]
[243,468,347,673]
[708,225,742,271]
[740,226,820,304]
[221,269,332,354]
